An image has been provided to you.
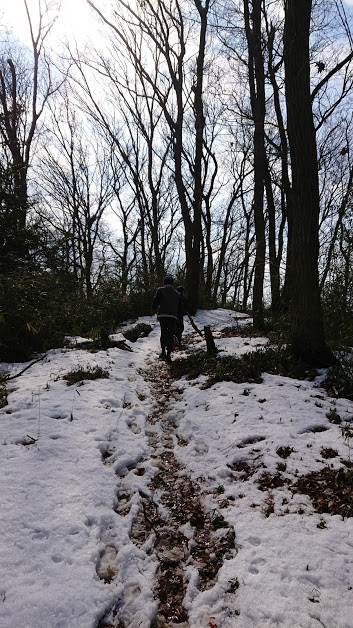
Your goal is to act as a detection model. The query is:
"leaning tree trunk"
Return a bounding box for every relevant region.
[284,0,333,365]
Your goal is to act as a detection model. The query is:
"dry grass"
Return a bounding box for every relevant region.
[294,467,353,518]
[219,324,267,339]
[63,365,109,385]
[171,346,319,388]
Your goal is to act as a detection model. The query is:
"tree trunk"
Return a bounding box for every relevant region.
[284,0,333,365]
[244,0,266,330]
[203,197,214,303]
[266,22,292,312]
[212,191,237,303]
[264,155,281,312]
[320,165,353,291]
[242,211,253,310]
[185,1,209,314]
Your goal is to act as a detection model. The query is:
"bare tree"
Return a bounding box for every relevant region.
[0,0,60,262]
[85,0,212,312]
[38,100,114,296]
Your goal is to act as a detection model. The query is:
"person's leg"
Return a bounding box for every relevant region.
[165,319,176,362]
[159,318,167,358]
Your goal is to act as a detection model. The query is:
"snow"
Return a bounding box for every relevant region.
[1,308,353,628]
[0,326,158,628]
[172,311,353,627]
[64,335,91,345]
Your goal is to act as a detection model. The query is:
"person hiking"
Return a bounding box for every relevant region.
[152,274,181,363]
[176,285,188,346]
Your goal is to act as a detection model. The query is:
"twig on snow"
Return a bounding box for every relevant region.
[7,355,46,381]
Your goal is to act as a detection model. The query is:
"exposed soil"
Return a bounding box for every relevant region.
[320,447,338,459]
[257,471,289,491]
[145,362,237,624]
[294,466,353,518]
[227,459,263,481]
[276,446,294,459]
[218,324,266,339]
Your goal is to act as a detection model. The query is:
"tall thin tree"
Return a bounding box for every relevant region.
[243,0,266,329]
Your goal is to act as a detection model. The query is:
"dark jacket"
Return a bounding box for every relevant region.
[152,286,181,320]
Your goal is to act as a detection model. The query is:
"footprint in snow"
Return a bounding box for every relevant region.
[249,558,266,574]
[134,466,146,476]
[32,529,49,541]
[99,444,114,464]
[100,398,121,408]
[237,436,266,448]
[114,454,144,477]
[96,544,118,583]
[131,408,146,418]
[194,441,209,455]
[247,536,262,546]
[126,419,142,434]
[67,525,81,536]
[299,425,329,434]
[114,491,132,516]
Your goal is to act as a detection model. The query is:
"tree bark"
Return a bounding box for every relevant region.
[284,0,333,365]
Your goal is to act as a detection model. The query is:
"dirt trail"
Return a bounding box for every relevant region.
[97,354,237,628]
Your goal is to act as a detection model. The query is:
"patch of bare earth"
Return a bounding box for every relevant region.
[294,467,353,518]
[217,324,266,339]
[143,362,237,626]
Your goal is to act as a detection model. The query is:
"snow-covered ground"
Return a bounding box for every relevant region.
[1,309,353,628]
[0,317,158,628]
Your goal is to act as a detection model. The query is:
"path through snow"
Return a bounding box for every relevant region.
[97,355,238,627]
